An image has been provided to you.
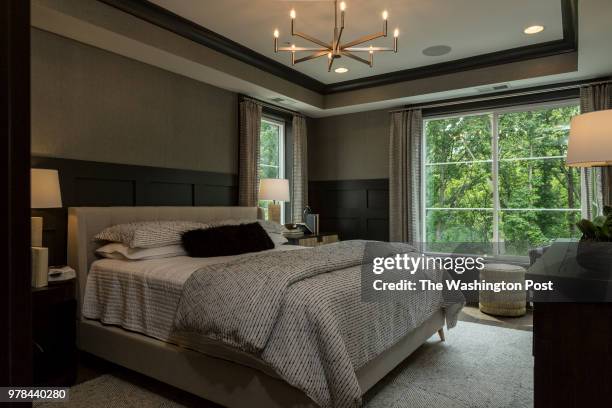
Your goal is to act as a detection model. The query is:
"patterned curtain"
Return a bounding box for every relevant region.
[389,109,422,243]
[291,115,308,223]
[238,99,262,207]
[580,83,612,218]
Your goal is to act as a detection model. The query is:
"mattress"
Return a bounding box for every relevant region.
[82,245,304,375]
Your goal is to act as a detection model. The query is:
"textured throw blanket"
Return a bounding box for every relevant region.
[174,240,464,408]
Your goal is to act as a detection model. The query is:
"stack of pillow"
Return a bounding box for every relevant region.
[94,219,288,260]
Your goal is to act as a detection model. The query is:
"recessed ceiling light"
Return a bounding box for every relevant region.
[334,67,349,73]
[422,45,452,56]
[524,25,544,34]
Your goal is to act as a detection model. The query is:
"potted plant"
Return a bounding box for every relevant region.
[575,205,612,271]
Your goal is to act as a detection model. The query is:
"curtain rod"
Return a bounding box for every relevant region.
[240,95,302,117]
[388,77,612,113]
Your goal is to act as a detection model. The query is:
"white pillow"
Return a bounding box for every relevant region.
[96,243,187,260]
[269,233,288,246]
[94,221,208,248]
[94,218,285,249]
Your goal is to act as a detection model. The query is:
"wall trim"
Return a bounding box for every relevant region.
[98,0,578,95]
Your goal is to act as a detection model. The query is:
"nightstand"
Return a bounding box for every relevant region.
[32,279,77,386]
[284,232,339,247]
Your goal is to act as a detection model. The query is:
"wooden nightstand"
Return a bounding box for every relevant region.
[284,232,339,247]
[32,279,77,386]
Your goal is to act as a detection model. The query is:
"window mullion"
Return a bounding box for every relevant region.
[492,113,500,255]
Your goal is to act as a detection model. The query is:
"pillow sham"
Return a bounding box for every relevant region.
[94,221,208,248]
[96,243,187,260]
[269,232,288,246]
[181,222,274,257]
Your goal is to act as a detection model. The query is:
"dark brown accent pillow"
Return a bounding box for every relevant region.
[181,222,275,257]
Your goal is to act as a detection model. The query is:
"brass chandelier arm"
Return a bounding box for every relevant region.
[295,51,331,64]
[343,46,394,52]
[278,47,330,52]
[341,51,372,67]
[341,31,386,49]
[335,26,345,53]
[292,30,332,49]
[327,53,335,72]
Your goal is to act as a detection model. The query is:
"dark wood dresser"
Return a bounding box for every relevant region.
[530,241,612,407]
[534,303,612,407]
[32,279,77,386]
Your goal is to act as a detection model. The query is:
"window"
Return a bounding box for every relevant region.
[423,102,581,256]
[259,117,285,221]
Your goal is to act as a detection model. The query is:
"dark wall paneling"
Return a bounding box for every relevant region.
[309,179,389,241]
[31,156,238,265]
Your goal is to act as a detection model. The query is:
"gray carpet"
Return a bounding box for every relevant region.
[36,322,533,408]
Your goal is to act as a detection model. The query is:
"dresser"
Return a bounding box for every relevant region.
[32,279,77,386]
[529,241,612,407]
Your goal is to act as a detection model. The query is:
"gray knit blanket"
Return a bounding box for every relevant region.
[174,240,464,408]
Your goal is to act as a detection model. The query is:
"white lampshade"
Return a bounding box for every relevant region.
[566,109,612,167]
[31,169,62,208]
[259,178,290,202]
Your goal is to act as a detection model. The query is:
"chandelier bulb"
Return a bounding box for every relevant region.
[274,29,279,38]
[394,28,399,37]
[382,10,388,20]
[340,2,346,11]
[290,9,296,19]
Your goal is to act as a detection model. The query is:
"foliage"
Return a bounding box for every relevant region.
[576,206,612,241]
[425,105,581,255]
[258,120,282,218]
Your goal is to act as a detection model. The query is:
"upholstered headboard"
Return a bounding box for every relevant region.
[67,206,262,311]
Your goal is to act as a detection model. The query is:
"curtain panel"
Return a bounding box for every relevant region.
[389,109,423,243]
[580,83,612,218]
[291,115,308,223]
[238,99,262,207]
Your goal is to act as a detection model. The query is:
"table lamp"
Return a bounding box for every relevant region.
[259,178,290,224]
[566,109,612,167]
[31,168,62,287]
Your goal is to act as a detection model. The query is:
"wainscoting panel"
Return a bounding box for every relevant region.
[309,179,389,241]
[143,182,194,206]
[74,178,136,206]
[31,156,238,265]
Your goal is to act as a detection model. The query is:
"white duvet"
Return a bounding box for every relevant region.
[82,245,303,345]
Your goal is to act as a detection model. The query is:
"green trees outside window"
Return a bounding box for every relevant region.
[424,103,581,256]
[258,119,285,220]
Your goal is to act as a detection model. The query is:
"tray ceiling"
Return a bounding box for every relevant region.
[148,0,564,84]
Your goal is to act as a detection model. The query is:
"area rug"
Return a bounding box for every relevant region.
[36,321,533,408]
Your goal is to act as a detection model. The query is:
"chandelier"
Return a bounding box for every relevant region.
[273,1,399,72]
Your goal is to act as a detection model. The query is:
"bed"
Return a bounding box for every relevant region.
[69,206,459,408]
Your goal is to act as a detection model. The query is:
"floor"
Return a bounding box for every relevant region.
[458,304,533,332]
[43,320,533,408]
[74,303,533,404]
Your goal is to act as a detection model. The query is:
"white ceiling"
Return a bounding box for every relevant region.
[149,0,564,84]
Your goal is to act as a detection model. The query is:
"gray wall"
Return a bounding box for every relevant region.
[308,109,389,181]
[31,28,238,174]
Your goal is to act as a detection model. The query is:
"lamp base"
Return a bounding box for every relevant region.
[268,203,281,224]
[32,216,43,247]
[31,247,49,288]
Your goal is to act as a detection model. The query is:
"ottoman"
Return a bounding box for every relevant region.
[479,263,527,317]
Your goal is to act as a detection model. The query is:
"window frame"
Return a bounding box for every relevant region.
[259,116,286,222]
[421,99,581,260]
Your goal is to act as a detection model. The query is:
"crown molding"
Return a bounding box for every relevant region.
[99,0,578,96]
